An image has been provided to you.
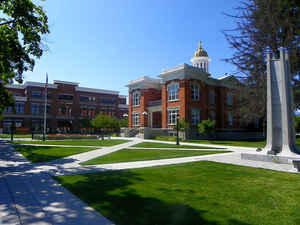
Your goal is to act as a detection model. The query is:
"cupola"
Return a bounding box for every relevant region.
[190,41,211,73]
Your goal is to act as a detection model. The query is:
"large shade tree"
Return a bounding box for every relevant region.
[224,0,300,123]
[0,0,49,114]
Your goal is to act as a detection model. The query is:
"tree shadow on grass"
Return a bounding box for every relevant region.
[13,145,67,163]
[57,170,252,225]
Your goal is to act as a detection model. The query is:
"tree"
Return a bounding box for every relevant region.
[91,113,119,130]
[173,118,189,132]
[119,118,128,128]
[0,0,49,115]
[198,119,216,138]
[224,0,300,123]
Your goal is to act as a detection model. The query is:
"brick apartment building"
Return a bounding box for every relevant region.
[1,80,128,134]
[126,42,242,130]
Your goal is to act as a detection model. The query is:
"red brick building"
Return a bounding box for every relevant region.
[1,80,128,133]
[127,42,241,130]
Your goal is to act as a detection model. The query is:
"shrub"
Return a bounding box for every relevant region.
[198,119,216,138]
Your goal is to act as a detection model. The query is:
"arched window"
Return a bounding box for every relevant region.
[132,91,140,106]
[191,83,200,101]
[167,82,179,101]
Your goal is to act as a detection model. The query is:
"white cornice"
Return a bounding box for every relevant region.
[126,76,162,91]
[5,84,25,89]
[25,81,57,89]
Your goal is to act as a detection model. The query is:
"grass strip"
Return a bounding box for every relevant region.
[13,139,129,147]
[132,142,223,149]
[13,145,98,163]
[81,149,229,165]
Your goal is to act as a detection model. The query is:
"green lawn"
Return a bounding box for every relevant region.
[13,139,129,147]
[184,139,266,148]
[155,136,300,148]
[13,145,98,163]
[132,142,223,149]
[57,161,300,225]
[81,149,229,165]
[0,134,32,138]
[185,138,300,148]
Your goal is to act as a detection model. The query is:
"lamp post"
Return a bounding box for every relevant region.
[176,115,180,145]
[142,111,148,127]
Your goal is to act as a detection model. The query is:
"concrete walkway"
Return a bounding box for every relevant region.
[0,137,299,225]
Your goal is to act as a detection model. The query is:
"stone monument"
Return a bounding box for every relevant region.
[242,48,300,164]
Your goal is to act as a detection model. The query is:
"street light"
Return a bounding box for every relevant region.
[142,111,148,127]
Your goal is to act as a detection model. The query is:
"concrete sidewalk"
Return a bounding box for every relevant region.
[0,144,117,225]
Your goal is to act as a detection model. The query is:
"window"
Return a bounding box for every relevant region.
[168,108,179,125]
[209,111,215,121]
[32,120,42,131]
[57,94,73,101]
[31,103,40,115]
[80,96,97,102]
[167,82,179,101]
[15,103,24,114]
[41,105,51,114]
[227,92,232,106]
[100,98,116,104]
[31,91,42,98]
[132,112,140,126]
[132,91,140,106]
[4,107,12,113]
[191,108,200,125]
[228,112,233,127]
[191,83,200,101]
[80,96,89,102]
[254,119,259,129]
[209,90,215,105]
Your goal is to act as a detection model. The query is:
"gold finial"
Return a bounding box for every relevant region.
[198,41,203,49]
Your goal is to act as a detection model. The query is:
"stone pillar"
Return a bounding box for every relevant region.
[264,48,300,156]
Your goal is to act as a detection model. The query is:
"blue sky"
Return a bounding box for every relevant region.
[24,0,240,96]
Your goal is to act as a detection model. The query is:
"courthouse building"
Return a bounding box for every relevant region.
[126,42,241,130]
[1,80,128,133]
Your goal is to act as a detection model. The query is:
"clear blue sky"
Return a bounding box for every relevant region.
[24,0,240,96]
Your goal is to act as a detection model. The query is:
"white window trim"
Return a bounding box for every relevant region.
[132,112,140,126]
[167,108,179,125]
[167,82,179,102]
[132,91,141,107]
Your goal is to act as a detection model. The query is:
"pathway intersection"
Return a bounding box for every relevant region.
[0,137,298,225]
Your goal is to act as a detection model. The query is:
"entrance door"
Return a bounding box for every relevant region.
[152,112,162,128]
